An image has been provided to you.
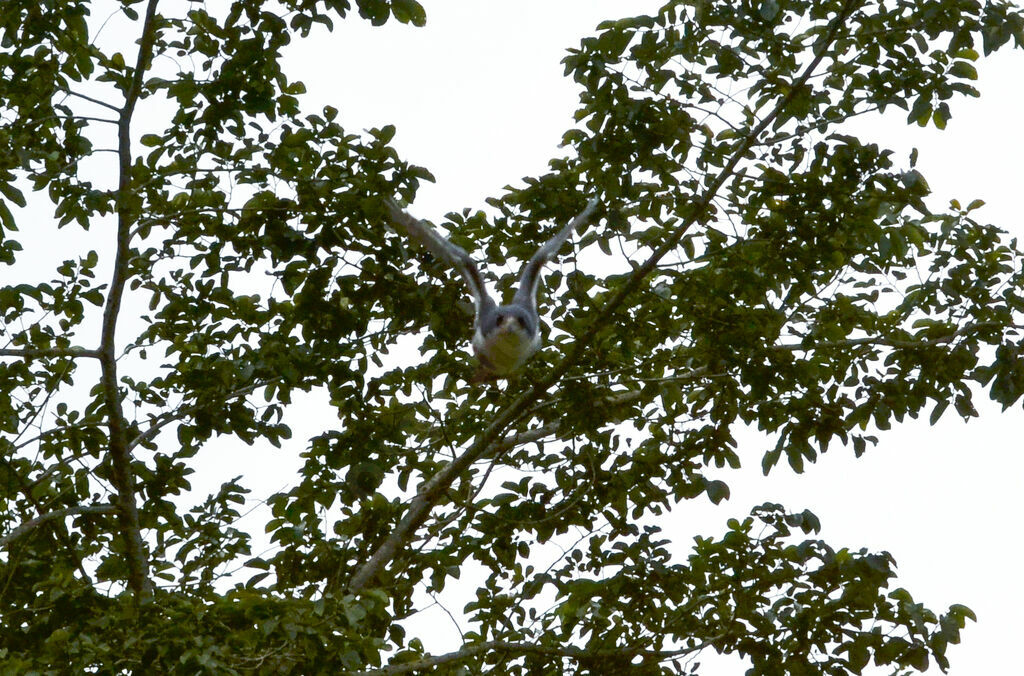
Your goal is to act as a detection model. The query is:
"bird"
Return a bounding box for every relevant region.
[384,197,600,382]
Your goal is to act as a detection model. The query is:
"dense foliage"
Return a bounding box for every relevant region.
[2,0,1022,673]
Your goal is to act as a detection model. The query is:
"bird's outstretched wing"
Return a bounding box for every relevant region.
[512,198,600,308]
[384,198,494,316]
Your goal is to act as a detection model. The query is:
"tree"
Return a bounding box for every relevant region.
[1,0,1022,672]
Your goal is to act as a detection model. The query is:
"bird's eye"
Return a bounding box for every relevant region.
[517,317,528,329]
[496,316,506,327]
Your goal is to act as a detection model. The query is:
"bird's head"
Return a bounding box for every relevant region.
[472,303,541,376]
[489,305,536,340]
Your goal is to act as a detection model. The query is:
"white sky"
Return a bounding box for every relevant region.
[282,2,1024,673]
[6,1,1020,673]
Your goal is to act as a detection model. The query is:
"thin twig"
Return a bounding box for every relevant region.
[67,89,122,112]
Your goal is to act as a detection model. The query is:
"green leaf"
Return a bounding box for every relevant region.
[928,400,949,425]
[759,0,780,21]
[948,604,977,623]
[705,480,730,504]
[389,0,425,27]
[376,124,396,144]
[949,61,978,80]
[0,182,26,208]
[907,96,931,126]
[847,642,870,672]
[0,200,14,229]
[356,0,391,26]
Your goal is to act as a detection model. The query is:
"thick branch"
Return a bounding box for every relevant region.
[1,505,117,548]
[345,0,861,594]
[100,0,160,602]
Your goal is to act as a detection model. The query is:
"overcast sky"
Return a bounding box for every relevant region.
[277,3,1024,673]
[14,1,1016,672]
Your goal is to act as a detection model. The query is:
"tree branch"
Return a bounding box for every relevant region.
[488,389,645,457]
[100,0,160,602]
[0,453,97,583]
[478,320,995,471]
[0,347,101,359]
[344,0,862,595]
[773,321,1004,352]
[127,378,276,451]
[350,637,723,676]
[67,88,122,113]
[1,505,117,548]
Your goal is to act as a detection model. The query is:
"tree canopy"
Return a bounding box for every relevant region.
[2,0,1023,673]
